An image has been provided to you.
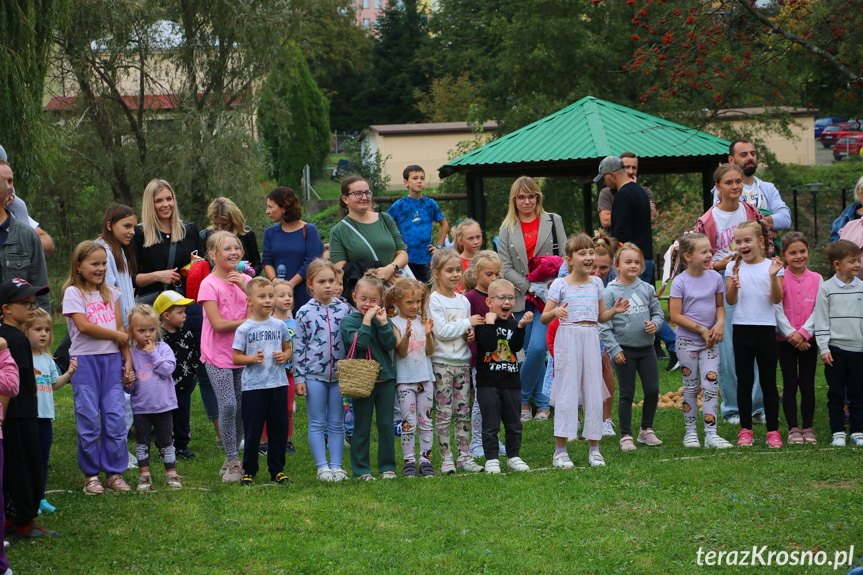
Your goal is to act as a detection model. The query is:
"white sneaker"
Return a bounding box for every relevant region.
[441,458,456,474]
[752,413,766,425]
[705,434,733,449]
[331,467,349,482]
[219,459,229,476]
[317,467,335,482]
[506,456,530,472]
[552,452,574,469]
[602,418,617,437]
[683,432,701,448]
[850,432,863,446]
[240,439,245,451]
[724,414,740,425]
[484,459,501,474]
[832,432,847,447]
[127,451,138,469]
[459,459,484,473]
[588,451,606,467]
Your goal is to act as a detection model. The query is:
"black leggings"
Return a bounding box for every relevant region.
[777,340,817,429]
[134,413,176,470]
[733,325,779,431]
[613,345,660,437]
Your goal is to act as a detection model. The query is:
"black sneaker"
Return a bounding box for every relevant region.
[9,522,59,539]
[176,447,197,460]
[258,444,269,456]
[240,474,255,486]
[654,339,667,360]
[272,472,292,485]
[285,441,296,454]
[402,461,417,477]
[665,351,680,372]
[418,460,435,477]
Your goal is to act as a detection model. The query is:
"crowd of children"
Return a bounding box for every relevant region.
[2,162,862,566]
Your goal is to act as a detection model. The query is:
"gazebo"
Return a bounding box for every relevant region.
[438,96,731,233]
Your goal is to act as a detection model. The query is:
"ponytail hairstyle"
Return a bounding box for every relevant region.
[466,250,502,292]
[592,229,618,261]
[780,231,809,257]
[428,247,461,293]
[462,268,478,292]
[730,220,770,267]
[657,232,709,297]
[384,277,429,321]
[453,218,481,255]
[354,269,385,300]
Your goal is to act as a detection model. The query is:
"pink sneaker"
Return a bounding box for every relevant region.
[766,430,783,448]
[737,428,754,447]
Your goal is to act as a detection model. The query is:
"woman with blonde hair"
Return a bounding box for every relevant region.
[497,176,566,422]
[201,197,263,277]
[133,179,203,302]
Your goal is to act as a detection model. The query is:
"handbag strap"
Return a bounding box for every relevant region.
[347,332,373,360]
[164,239,178,289]
[340,218,379,261]
[549,214,561,257]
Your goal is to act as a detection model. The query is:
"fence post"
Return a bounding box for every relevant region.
[842,187,847,211]
[793,188,798,231]
[812,191,818,243]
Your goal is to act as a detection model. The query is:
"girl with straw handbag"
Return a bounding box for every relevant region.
[339,271,398,481]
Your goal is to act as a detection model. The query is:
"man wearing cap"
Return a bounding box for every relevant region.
[598,152,657,233]
[596,156,655,281]
[0,160,50,312]
[0,278,58,539]
[153,290,200,460]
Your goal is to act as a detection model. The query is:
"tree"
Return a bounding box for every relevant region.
[356,0,432,125]
[258,43,331,190]
[0,0,67,198]
[414,73,485,122]
[625,0,863,111]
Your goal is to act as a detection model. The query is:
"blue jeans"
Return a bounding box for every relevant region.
[658,321,676,353]
[516,302,549,411]
[306,378,345,470]
[718,272,764,418]
[640,259,655,284]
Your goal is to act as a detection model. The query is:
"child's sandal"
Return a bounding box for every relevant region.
[83,476,104,495]
[802,428,818,444]
[787,428,804,444]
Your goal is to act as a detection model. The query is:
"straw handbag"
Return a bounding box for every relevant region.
[337,333,380,399]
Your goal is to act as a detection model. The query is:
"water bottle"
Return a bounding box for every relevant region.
[277,260,286,280]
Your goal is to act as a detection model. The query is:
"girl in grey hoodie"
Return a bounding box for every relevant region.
[599,243,665,452]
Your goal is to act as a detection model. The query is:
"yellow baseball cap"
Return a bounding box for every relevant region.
[153,290,195,316]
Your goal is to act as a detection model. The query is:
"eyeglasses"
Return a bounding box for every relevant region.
[490,295,516,302]
[349,190,372,199]
[211,221,231,230]
[222,246,243,253]
[516,194,537,202]
[13,300,37,309]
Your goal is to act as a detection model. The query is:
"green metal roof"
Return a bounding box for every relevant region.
[439,96,731,177]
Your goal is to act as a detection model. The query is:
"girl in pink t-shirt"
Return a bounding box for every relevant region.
[197,231,250,482]
[62,241,134,494]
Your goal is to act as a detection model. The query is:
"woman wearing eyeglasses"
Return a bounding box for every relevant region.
[329,176,409,294]
[262,187,324,310]
[498,176,566,422]
[201,197,263,278]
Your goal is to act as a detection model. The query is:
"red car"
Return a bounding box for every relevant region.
[821,121,862,148]
[833,133,863,160]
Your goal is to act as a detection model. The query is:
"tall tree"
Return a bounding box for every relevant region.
[356,0,432,125]
[259,43,331,190]
[0,0,67,198]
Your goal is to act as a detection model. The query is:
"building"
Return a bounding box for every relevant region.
[364,121,498,190]
[355,0,387,30]
[708,107,819,165]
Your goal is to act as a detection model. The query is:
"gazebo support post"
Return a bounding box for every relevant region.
[702,165,715,212]
[466,172,486,241]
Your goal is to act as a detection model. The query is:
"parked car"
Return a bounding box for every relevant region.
[815,116,845,137]
[821,121,862,148]
[833,134,863,161]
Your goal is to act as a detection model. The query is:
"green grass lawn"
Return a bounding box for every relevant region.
[8,329,863,574]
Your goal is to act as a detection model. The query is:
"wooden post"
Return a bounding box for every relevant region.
[466,172,486,244]
[702,165,714,212]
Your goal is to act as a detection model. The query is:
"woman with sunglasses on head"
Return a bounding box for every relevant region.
[329,176,409,295]
[201,197,262,278]
[263,187,323,311]
[498,176,566,423]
